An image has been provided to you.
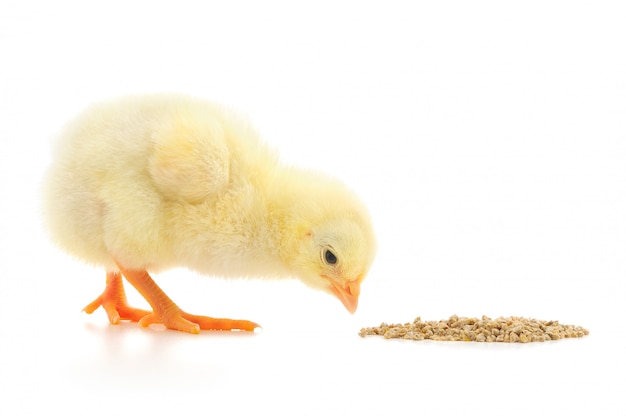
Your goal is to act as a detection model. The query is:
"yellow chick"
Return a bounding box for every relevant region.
[43,94,376,333]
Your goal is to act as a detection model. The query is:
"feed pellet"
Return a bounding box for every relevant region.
[359,315,589,342]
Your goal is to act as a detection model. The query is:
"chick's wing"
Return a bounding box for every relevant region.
[149,112,230,203]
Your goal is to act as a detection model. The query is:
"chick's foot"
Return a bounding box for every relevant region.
[138,309,260,334]
[116,263,260,334]
[83,271,151,324]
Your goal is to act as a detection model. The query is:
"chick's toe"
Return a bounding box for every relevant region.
[82,271,151,324]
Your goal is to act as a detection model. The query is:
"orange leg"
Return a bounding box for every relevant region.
[115,263,260,334]
[83,271,151,324]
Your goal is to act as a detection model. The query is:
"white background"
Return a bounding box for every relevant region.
[1,1,625,415]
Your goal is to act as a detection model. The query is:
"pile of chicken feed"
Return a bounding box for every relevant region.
[359,315,589,343]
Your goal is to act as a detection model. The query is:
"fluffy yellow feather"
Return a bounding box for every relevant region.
[43,94,376,333]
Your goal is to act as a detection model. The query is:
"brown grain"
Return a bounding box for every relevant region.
[359,315,589,342]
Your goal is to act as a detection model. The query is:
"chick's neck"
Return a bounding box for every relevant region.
[263,168,323,270]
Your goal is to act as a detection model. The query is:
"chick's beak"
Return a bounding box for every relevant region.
[328,278,360,314]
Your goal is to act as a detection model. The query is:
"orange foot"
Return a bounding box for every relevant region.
[83,271,151,324]
[138,309,260,334]
[96,262,260,334]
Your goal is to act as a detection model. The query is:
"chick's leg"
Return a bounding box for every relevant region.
[116,264,260,334]
[83,271,151,324]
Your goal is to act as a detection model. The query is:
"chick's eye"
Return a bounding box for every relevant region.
[324,249,337,265]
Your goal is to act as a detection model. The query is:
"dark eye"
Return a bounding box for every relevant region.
[324,249,337,265]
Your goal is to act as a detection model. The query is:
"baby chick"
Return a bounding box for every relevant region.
[43,94,376,333]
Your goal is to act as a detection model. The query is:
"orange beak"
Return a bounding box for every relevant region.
[328,279,361,314]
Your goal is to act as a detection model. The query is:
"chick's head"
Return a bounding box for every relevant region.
[282,177,376,314]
